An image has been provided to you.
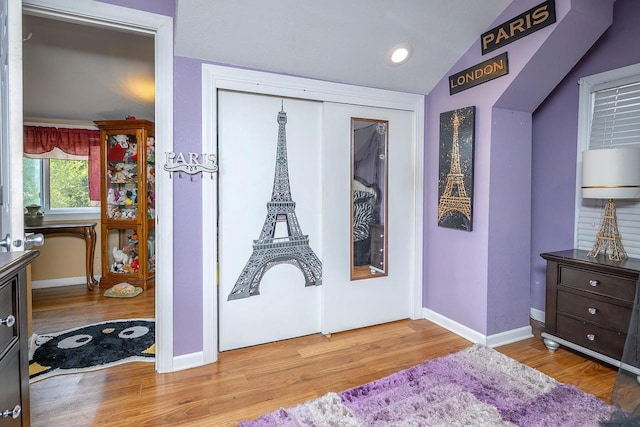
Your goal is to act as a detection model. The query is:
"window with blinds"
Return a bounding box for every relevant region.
[575,70,640,258]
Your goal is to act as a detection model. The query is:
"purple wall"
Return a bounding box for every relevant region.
[97,0,207,355]
[172,57,205,354]
[98,0,174,17]
[424,0,613,336]
[530,0,640,312]
[487,108,532,333]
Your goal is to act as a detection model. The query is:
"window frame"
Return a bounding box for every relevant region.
[24,156,100,221]
[574,63,640,256]
[23,121,100,221]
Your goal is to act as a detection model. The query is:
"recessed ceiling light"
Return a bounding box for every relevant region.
[386,43,412,66]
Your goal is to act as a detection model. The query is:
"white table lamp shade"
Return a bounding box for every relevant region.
[582,147,640,199]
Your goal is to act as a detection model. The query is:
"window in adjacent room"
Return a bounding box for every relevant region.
[23,125,101,217]
[575,64,640,258]
[24,157,92,208]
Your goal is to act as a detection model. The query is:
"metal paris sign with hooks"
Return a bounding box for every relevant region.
[163,152,218,180]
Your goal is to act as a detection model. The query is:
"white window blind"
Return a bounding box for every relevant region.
[576,75,640,258]
[589,81,640,148]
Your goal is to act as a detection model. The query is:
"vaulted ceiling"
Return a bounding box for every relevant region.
[24,1,512,123]
[174,0,512,94]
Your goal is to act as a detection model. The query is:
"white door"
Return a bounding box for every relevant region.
[218,91,323,351]
[321,103,415,334]
[0,0,24,251]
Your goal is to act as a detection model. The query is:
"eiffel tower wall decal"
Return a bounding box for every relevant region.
[437,106,476,231]
[227,105,323,300]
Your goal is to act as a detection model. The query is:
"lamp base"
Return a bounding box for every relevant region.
[587,199,628,261]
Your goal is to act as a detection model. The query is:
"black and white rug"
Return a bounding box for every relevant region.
[29,318,155,383]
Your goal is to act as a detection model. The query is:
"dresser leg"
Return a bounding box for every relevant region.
[543,338,560,353]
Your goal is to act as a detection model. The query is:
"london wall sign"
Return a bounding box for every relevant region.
[481,0,556,55]
[449,52,509,95]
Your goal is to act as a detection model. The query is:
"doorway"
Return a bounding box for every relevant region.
[22,14,154,290]
[20,0,174,373]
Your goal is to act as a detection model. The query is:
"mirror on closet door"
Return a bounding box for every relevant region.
[351,117,388,280]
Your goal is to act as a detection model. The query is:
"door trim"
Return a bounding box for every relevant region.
[22,0,174,373]
[202,64,424,360]
[2,0,24,250]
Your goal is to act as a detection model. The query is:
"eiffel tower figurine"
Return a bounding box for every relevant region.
[587,199,628,261]
[228,106,322,301]
[438,110,472,227]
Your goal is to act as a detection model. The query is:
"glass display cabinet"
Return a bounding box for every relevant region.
[95,119,155,289]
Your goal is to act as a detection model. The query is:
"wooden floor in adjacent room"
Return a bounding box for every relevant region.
[30,285,617,427]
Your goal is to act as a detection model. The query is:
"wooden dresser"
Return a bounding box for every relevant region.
[0,251,39,426]
[541,249,640,371]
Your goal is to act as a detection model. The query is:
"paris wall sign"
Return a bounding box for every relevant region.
[163,151,218,178]
[437,106,476,232]
[481,0,556,55]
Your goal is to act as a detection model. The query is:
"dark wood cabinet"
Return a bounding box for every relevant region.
[0,251,39,426]
[541,249,640,370]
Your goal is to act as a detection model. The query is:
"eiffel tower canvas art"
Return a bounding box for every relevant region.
[437,106,475,231]
[228,106,322,300]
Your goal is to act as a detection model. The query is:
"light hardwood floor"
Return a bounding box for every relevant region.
[30,285,617,426]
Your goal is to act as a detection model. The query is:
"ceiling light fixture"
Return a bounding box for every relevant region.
[386,43,412,66]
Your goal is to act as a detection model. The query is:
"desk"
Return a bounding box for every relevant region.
[25,222,98,290]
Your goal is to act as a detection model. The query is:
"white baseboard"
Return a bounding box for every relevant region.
[172,351,205,372]
[486,325,533,347]
[31,276,101,289]
[530,307,545,324]
[422,308,533,348]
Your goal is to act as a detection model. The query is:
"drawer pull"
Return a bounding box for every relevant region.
[1,405,21,419]
[0,314,15,328]
[588,279,599,287]
[586,333,596,341]
[587,307,597,315]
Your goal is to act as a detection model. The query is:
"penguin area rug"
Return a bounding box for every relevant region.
[239,345,615,426]
[28,318,155,383]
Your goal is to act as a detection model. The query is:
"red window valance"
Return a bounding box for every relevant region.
[23,126,101,202]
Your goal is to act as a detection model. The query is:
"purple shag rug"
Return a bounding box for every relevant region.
[238,344,614,426]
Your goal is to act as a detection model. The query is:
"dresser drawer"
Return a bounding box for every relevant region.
[0,344,22,426]
[369,224,384,271]
[370,252,384,270]
[0,277,18,358]
[556,314,626,360]
[557,290,631,333]
[559,265,636,301]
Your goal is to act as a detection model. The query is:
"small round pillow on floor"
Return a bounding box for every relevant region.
[104,282,143,298]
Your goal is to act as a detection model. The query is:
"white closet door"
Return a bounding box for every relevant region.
[321,103,416,334]
[218,92,417,351]
[218,91,323,351]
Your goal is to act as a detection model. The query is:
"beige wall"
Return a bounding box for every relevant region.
[30,221,102,282]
